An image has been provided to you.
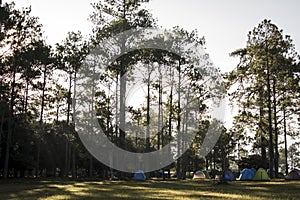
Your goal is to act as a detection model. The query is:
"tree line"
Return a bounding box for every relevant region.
[0,1,299,179]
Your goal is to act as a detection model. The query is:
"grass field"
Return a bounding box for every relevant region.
[0,179,299,200]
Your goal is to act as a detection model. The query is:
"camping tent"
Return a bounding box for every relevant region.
[133,170,146,181]
[202,170,210,179]
[285,169,300,180]
[225,170,235,181]
[193,170,210,179]
[250,168,257,174]
[253,168,270,181]
[238,168,256,180]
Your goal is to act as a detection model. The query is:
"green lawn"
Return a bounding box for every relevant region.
[0,179,299,200]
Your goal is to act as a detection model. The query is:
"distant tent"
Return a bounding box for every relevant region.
[210,169,221,176]
[285,169,300,180]
[253,168,270,181]
[266,169,275,177]
[225,170,235,181]
[291,167,300,172]
[133,170,146,181]
[202,170,211,179]
[238,168,256,180]
[250,168,257,174]
[193,170,210,179]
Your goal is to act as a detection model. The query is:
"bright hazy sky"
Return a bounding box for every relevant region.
[3,0,300,73]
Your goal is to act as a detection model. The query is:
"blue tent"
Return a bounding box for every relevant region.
[250,168,257,174]
[225,170,235,181]
[238,168,256,180]
[133,170,146,181]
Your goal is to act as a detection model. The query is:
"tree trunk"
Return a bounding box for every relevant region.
[221,148,227,181]
[259,105,267,167]
[181,88,190,180]
[283,108,288,175]
[107,84,111,139]
[0,76,3,157]
[118,24,127,151]
[176,61,181,179]
[71,71,77,179]
[157,65,162,150]
[146,64,151,152]
[24,79,29,113]
[158,66,164,179]
[64,138,69,177]
[72,144,76,179]
[266,42,274,179]
[115,74,119,141]
[272,78,279,177]
[56,104,60,123]
[119,63,126,149]
[0,104,5,158]
[89,155,93,177]
[36,141,40,178]
[64,72,73,178]
[68,141,72,175]
[37,65,47,178]
[167,67,174,179]
[3,67,16,178]
[205,157,209,171]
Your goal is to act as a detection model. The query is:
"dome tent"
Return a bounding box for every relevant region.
[253,168,270,181]
[285,169,300,180]
[250,168,257,174]
[225,170,235,181]
[193,170,210,179]
[133,170,146,181]
[238,168,256,180]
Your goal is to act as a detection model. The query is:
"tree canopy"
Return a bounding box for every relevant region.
[0,2,299,180]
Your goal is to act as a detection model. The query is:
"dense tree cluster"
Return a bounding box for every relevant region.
[225,20,300,177]
[0,1,299,179]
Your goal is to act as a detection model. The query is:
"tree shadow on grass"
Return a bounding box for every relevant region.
[0,179,299,200]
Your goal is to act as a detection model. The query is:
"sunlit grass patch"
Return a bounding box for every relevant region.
[0,179,299,200]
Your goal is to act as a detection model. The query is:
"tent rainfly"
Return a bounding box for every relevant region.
[133,170,146,181]
[253,168,270,181]
[285,169,300,180]
[238,168,256,180]
[193,170,210,180]
[225,170,235,181]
